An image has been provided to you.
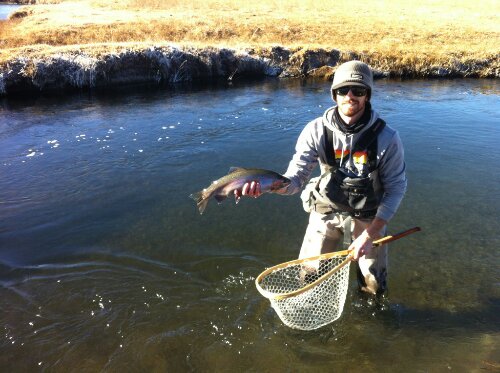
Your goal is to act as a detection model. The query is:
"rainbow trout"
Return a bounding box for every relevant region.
[190,167,290,214]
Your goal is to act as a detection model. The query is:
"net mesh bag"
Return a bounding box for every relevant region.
[255,227,421,330]
[256,253,351,331]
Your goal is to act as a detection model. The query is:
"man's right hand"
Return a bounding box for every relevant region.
[234,181,262,202]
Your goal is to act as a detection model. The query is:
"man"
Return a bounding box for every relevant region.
[236,60,407,295]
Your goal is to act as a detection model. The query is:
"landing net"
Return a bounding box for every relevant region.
[255,252,351,331]
[256,227,421,330]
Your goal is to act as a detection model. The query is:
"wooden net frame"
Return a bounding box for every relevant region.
[255,227,420,330]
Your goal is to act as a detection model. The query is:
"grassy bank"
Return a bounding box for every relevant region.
[0,0,498,94]
[2,0,498,58]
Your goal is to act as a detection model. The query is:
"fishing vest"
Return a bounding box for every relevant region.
[306,118,386,219]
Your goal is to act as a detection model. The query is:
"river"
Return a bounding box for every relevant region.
[0,4,20,20]
[1,78,499,371]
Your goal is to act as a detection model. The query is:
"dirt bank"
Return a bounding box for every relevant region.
[1,44,498,96]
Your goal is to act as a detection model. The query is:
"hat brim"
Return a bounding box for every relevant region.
[331,81,370,91]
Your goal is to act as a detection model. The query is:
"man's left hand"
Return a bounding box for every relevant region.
[350,218,387,260]
[349,231,374,260]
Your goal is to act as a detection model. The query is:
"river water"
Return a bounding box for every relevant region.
[1,79,499,371]
[0,4,20,20]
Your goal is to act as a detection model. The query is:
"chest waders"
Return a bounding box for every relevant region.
[312,119,386,224]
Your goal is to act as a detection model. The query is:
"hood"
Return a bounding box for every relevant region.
[321,106,380,168]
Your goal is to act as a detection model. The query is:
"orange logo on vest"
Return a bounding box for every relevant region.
[334,149,350,159]
[353,151,368,164]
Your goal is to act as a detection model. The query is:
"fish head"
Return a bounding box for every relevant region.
[269,175,291,191]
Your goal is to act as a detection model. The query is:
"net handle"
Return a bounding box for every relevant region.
[257,226,421,300]
[371,226,421,247]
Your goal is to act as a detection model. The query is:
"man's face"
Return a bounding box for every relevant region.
[334,86,369,117]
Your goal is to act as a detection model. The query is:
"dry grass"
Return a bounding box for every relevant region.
[0,0,499,66]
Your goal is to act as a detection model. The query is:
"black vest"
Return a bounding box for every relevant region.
[316,118,386,218]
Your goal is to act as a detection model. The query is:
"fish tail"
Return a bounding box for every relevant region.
[189,191,209,214]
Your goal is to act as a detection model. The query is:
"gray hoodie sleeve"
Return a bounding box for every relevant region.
[282,118,323,194]
[376,130,407,221]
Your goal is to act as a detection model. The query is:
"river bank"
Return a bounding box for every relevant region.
[1,43,498,96]
[0,0,498,96]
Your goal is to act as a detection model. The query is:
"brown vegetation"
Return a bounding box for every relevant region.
[0,0,498,94]
[2,0,499,59]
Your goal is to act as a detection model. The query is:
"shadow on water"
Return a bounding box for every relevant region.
[0,76,280,108]
[285,288,500,343]
[384,299,500,334]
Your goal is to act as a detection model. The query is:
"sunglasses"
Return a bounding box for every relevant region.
[334,86,368,97]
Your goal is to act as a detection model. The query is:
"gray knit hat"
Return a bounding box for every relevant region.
[331,60,374,92]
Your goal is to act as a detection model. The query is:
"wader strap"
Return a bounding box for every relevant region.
[357,119,385,171]
[343,216,353,250]
[324,124,336,166]
[355,119,386,153]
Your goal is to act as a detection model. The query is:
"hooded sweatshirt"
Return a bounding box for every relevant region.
[283,106,407,222]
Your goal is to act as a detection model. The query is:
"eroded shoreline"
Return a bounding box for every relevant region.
[1,44,498,97]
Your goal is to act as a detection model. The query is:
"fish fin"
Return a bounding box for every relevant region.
[228,167,247,174]
[189,191,209,215]
[214,194,227,203]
